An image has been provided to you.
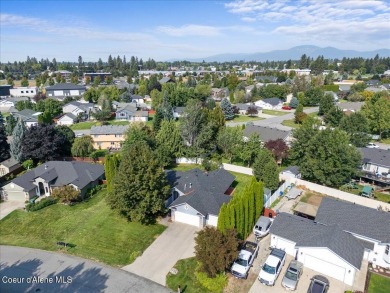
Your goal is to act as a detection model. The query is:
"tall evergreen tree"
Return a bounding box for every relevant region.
[217,203,227,234]
[220,98,234,120]
[0,125,10,162]
[5,115,16,135]
[10,118,27,162]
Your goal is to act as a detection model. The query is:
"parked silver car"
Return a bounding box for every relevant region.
[281,260,303,290]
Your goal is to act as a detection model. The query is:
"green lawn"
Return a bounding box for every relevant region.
[0,190,166,266]
[166,258,209,293]
[146,114,154,128]
[262,109,289,116]
[70,120,130,130]
[231,115,264,123]
[380,138,390,145]
[368,273,390,293]
[281,119,300,129]
[339,185,390,204]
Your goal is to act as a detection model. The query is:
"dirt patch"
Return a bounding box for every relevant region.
[297,187,326,207]
[224,270,257,293]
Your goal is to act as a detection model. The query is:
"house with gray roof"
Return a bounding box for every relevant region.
[279,165,301,180]
[90,125,129,150]
[359,148,390,184]
[243,125,292,144]
[270,197,390,286]
[0,97,30,112]
[1,161,104,202]
[336,101,364,113]
[62,101,96,120]
[0,156,21,178]
[166,168,235,227]
[46,83,86,99]
[56,112,77,126]
[159,77,175,84]
[254,97,283,110]
[115,103,148,122]
[12,109,41,127]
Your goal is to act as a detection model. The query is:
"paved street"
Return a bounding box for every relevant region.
[0,201,25,220]
[0,246,170,293]
[122,222,199,286]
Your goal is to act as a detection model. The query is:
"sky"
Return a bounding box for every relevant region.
[1,0,389,62]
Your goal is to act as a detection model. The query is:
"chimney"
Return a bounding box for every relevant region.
[45,165,48,170]
[190,183,192,188]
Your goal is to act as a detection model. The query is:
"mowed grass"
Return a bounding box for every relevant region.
[0,190,166,266]
[166,257,208,293]
[262,109,289,116]
[368,273,390,293]
[231,115,264,123]
[281,119,300,129]
[70,120,130,130]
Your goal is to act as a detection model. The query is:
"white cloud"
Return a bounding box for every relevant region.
[156,24,256,37]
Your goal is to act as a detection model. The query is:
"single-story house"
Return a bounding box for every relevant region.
[131,95,145,104]
[56,113,77,126]
[243,125,292,144]
[254,98,283,110]
[90,125,129,150]
[62,101,96,119]
[0,97,30,112]
[366,80,380,87]
[166,168,235,227]
[280,166,301,180]
[270,197,390,286]
[0,156,21,178]
[359,147,390,182]
[115,103,148,122]
[173,107,185,119]
[12,109,42,127]
[234,104,262,116]
[1,161,104,201]
[46,83,86,98]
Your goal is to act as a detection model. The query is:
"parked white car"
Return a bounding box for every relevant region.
[253,216,273,239]
[366,143,379,149]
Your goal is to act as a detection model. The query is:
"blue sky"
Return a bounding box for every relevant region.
[1,0,389,62]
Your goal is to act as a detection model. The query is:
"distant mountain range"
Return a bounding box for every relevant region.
[175,45,390,62]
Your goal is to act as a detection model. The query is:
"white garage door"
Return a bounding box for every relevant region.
[174,211,200,227]
[274,237,297,256]
[5,191,26,202]
[304,254,346,282]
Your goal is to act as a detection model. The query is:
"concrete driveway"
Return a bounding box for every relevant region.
[0,200,25,220]
[122,222,199,286]
[0,245,169,293]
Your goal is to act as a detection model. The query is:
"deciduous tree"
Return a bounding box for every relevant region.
[52,185,80,204]
[217,127,242,163]
[339,112,371,147]
[71,135,94,157]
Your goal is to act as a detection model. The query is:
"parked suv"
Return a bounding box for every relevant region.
[307,275,329,293]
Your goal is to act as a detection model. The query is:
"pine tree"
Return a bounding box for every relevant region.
[221,98,234,120]
[217,203,227,234]
[0,112,3,126]
[5,115,17,135]
[254,180,264,220]
[10,118,27,162]
[244,187,250,236]
[248,180,256,233]
[0,125,10,162]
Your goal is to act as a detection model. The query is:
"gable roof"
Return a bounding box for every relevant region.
[167,168,235,216]
[243,125,291,143]
[13,109,41,122]
[90,125,129,135]
[337,102,364,112]
[46,83,86,91]
[262,98,282,106]
[270,213,364,270]
[64,101,95,111]
[159,77,174,84]
[282,165,300,175]
[1,156,20,168]
[315,197,390,243]
[11,161,104,191]
[359,148,390,168]
[59,113,77,120]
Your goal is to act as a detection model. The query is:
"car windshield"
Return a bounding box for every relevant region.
[255,225,264,231]
[311,281,325,293]
[235,258,248,266]
[262,263,275,274]
[285,270,298,281]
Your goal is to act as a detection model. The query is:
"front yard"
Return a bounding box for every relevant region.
[0,190,166,266]
[368,273,390,293]
[262,109,289,116]
[231,115,264,123]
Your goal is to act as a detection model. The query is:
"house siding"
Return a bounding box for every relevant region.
[92,134,125,150]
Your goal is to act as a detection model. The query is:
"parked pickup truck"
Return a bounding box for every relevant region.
[258,248,286,286]
[231,241,259,279]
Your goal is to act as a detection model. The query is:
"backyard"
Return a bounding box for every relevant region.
[367,273,390,293]
[0,190,166,266]
[339,184,390,203]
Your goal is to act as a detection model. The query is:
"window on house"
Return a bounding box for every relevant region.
[21,91,24,93]
[111,142,115,145]
[94,135,99,138]
[0,168,5,176]
[45,187,48,193]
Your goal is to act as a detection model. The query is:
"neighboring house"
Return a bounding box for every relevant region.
[0,97,30,112]
[53,70,72,79]
[12,109,42,127]
[337,102,364,113]
[365,86,385,93]
[83,72,112,82]
[62,101,95,119]
[90,125,129,150]
[173,107,185,119]
[45,83,86,98]
[359,148,390,184]
[56,113,77,126]
[159,77,175,84]
[270,198,390,286]
[366,80,380,87]
[254,98,283,110]
[0,156,21,178]
[324,91,339,102]
[166,168,235,227]
[10,87,38,98]
[255,76,278,83]
[115,103,148,122]
[235,103,262,116]
[131,95,145,104]
[243,125,292,144]
[1,161,104,201]
[279,166,301,180]
[338,84,352,92]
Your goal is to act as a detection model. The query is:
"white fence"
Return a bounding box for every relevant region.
[264,180,292,208]
[222,163,253,175]
[176,157,202,164]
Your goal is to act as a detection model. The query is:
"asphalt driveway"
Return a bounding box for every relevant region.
[122,222,199,286]
[0,200,25,220]
[0,246,169,293]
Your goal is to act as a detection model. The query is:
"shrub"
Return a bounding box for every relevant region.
[52,185,81,203]
[85,184,105,199]
[26,197,57,212]
[195,269,227,293]
[90,149,108,161]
